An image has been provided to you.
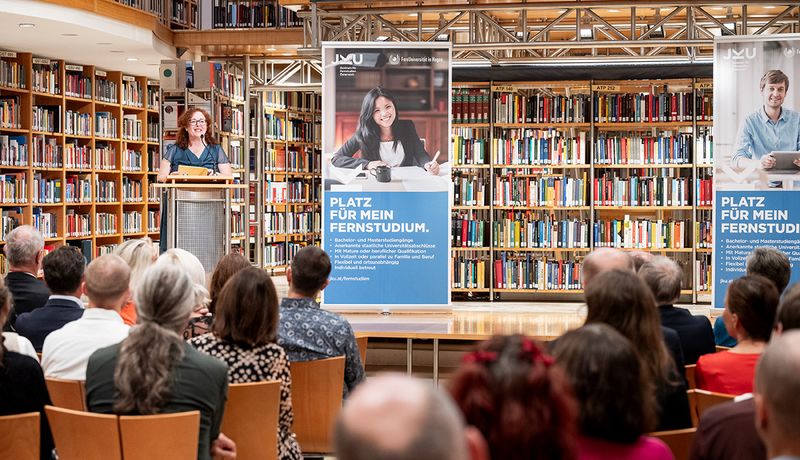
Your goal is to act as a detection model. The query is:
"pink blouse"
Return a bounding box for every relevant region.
[577,435,674,460]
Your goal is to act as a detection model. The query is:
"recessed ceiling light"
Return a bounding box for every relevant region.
[764,6,776,9]
[18,23,35,28]
[61,33,78,37]
[110,50,124,54]
[407,13,416,17]
[267,47,277,51]
[126,57,139,62]
[97,42,112,45]
[282,53,292,56]
[607,9,620,13]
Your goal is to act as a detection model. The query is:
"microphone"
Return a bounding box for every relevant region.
[201,134,218,174]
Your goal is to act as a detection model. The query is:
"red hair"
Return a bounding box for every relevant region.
[448,335,578,460]
[176,107,218,149]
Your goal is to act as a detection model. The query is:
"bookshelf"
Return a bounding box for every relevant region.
[259,89,321,273]
[451,78,714,302]
[0,49,161,271]
[208,0,301,29]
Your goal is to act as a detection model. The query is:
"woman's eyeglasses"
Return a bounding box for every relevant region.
[188,119,207,126]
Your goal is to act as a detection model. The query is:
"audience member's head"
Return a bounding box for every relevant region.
[114,264,199,414]
[723,275,779,343]
[754,330,800,456]
[553,324,657,444]
[0,276,13,331]
[155,248,209,312]
[336,374,486,460]
[42,246,86,296]
[582,248,633,288]
[288,246,331,297]
[584,269,675,389]
[84,254,131,311]
[746,247,791,295]
[638,256,683,306]
[776,283,800,334]
[114,237,157,294]
[208,253,251,314]
[448,334,577,460]
[629,250,654,273]
[4,225,45,271]
[212,267,278,347]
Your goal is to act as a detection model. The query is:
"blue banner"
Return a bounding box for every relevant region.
[714,190,800,306]
[324,191,450,306]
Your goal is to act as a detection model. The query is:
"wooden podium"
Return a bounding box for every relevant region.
[154,176,247,272]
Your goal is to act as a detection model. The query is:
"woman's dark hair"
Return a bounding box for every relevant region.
[354,86,400,156]
[584,269,677,388]
[727,274,779,342]
[448,334,578,460]
[553,324,657,443]
[176,107,218,149]
[212,267,279,347]
[0,277,12,367]
[208,253,251,314]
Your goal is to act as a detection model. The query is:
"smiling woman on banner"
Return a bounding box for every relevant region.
[332,86,440,175]
[157,107,232,252]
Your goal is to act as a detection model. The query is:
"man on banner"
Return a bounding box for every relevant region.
[731,70,800,175]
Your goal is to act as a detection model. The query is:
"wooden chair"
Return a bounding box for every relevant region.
[290,356,345,455]
[221,381,281,460]
[685,364,696,389]
[45,405,122,460]
[119,411,200,460]
[356,335,368,368]
[650,427,696,460]
[0,412,40,460]
[716,345,731,352]
[45,378,87,411]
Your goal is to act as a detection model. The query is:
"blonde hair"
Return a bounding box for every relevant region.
[114,237,157,294]
[155,248,209,307]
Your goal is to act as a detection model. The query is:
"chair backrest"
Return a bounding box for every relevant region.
[290,356,345,455]
[0,412,40,460]
[45,377,87,411]
[650,428,696,460]
[221,380,281,460]
[119,411,200,460]
[45,405,121,460]
[685,364,696,390]
[355,335,368,368]
[716,345,731,352]
[694,389,736,420]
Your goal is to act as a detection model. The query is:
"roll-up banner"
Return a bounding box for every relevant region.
[714,34,800,307]
[321,42,452,310]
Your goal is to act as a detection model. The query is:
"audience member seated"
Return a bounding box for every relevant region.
[0,276,54,459]
[3,225,49,329]
[585,270,692,430]
[277,246,364,396]
[553,324,673,460]
[207,253,250,314]
[640,256,715,364]
[696,275,778,395]
[714,247,790,347]
[448,334,578,460]
[113,237,157,325]
[753,330,800,460]
[15,246,86,351]
[41,254,131,380]
[629,250,654,273]
[85,264,234,460]
[335,374,488,460]
[190,267,301,460]
[582,247,633,288]
[155,248,211,339]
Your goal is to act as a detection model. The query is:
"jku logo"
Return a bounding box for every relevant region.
[722,47,757,72]
[333,53,364,65]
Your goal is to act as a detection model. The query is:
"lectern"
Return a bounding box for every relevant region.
[155,176,246,272]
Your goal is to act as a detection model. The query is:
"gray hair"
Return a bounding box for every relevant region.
[638,256,683,305]
[4,225,44,266]
[155,248,209,307]
[114,237,157,294]
[755,330,800,440]
[746,247,791,294]
[113,264,196,414]
[335,376,467,460]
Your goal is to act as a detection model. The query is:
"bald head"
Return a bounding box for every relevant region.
[84,254,131,310]
[335,374,468,460]
[755,331,800,450]
[583,248,634,288]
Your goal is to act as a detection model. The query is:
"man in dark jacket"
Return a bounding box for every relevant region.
[3,225,50,329]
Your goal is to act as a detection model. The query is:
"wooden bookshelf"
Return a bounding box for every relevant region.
[450,78,715,302]
[0,50,160,265]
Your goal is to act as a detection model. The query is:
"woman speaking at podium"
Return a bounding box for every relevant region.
[332,86,440,175]
[157,107,232,253]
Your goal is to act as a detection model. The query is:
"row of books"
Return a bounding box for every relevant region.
[95,213,118,234]
[0,211,20,241]
[286,119,320,143]
[212,0,267,28]
[148,89,159,111]
[65,72,91,99]
[122,178,143,202]
[0,96,21,128]
[147,210,160,232]
[122,79,143,107]
[96,79,118,104]
[592,174,689,206]
[696,221,712,249]
[33,136,61,167]
[594,133,693,165]
[96,180,117,202]
[95,112,117,138]
[264,113,286,140]
[493,92,591,125]
[231,210,244,238]
[264,91,320,113]
[490,214,588,249]
[0,173,27,203]
[0,60,25,89]
[494,255,582,290]
[492,129,587,165]
[696,178,712,206]
[147,120,159,143]
[95,146,117,170]
[263,211,321,235]
[452,88,490,124]
[122,115,142,141]
[32,61,60,95]
[123,149,143,172]
[65,175,92,203]
[264,148,317,172]
[123,211,142,233]
[65,210,90,237]
[265,180,316,203]
[452,256,489,289]
[33,210,57,238]
[148,183,160,203]
[0,135,27,166]
[148,147,160,171]
[33,175,61,204]
[593,91,695,123]
[453,173,489,206]
[593,217,691,249]
[452,128,488,165]
[263,241,310,268]
[452,215,488,248]
[32,105,60,133]
[493,173,587,207]
[65,111,91,137]
[227,140,243,169]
